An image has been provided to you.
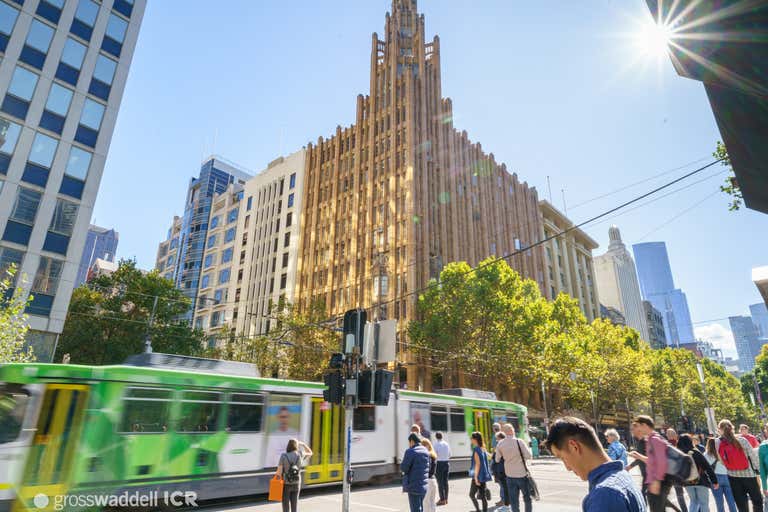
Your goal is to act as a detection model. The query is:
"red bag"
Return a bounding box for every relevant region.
[268,475,284,501]
[718,438,749,471]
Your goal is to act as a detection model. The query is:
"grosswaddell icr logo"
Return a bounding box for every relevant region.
[33,490,199,510]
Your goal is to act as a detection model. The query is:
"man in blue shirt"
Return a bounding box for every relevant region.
[546,417,645,512]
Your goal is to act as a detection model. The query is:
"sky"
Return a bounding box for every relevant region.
[93,0,768,357]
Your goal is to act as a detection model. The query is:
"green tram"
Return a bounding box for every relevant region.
[0,354,528,511]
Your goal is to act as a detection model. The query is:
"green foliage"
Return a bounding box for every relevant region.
[408,257,755,429]
[57,259,205,364]
[714,141,742,211]
[0,266,35,363]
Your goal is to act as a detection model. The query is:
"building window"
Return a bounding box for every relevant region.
[280,273,287,290]
[213,288,223,304]
[289,173,296,189]
[75,98,105,148]
[40,83,73,134]
[246,196,252,211]
[43,199,78,254]
[222,247,233,263]
[282,252,289,268]
[57,38,87,86]
[224,228,235,243]
[2,66,39,120]
[219,268,230,284]
[201,273,210,288]
[20,20,54,70]
[71,0,99,41]
[207,234,217,248]
[0,2,20,53]
[36,0,64,24]
[284,232,290,248]
[0,117,22,174]
[203,254,214,268]
[112,0,134,18]
[21,132,58,187]
[59,146,91,199]
[286,212,292,227]
[287,193,294,208]
[0,246,24,279]
[27,256,63,316]
[102,13,128,57]
[210,215,219,229]
[210,311,220,327]
[89,54,117,100]
[227,208,238,224]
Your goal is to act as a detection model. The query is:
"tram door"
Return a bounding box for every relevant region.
[473,408,492,447]
[304,398,344,484]
[14,384,89,512]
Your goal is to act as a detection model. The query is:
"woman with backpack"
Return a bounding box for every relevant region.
[716,419,762,512]
[705,437,738,512]
[275,439,313,512]
[469,431,493,512]
[677,434,718,512]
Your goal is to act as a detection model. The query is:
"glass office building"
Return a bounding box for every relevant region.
[633,241,696,346]
[0,0,145,361]
[74,223,117,286]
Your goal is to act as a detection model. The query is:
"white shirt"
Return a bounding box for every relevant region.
[434,439,451,461]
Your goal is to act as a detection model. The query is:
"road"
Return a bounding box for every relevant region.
[203,459,619,512]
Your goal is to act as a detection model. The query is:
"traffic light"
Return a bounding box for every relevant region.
[323,371,344,404]
[357,369,394,406]
[342,309,367,354]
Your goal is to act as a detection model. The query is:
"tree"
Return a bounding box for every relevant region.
[0,266,34,363]
[57,260,205,364]
[714,141,742,211]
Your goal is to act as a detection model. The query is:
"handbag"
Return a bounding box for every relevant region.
[516,439,541,501]
[268,475,284,501]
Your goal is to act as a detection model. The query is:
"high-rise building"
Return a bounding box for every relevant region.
[155,156,251,317]
[539,200,600,321]
[643,300,667,349]
[74,223,117,286]
[633,241,695,346]
[294,1,546,390]
[600,304,626,327]
[729,315,762,372]
[750,302,768,339]
[193,150,306,344]
[593,227,650,342]
[0,0,145,361]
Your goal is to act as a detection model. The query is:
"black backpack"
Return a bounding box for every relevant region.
[283,453,301,484]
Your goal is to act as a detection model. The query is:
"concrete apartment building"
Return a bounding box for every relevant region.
[190,150,306,345]
[294,1,546,389]
[0,0,145,361]
[594,226,650,343]
[539,200,600,322]
[155,214,180,282]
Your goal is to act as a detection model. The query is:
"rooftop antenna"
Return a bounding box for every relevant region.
[562,189,568,217]
[546,176,553,203]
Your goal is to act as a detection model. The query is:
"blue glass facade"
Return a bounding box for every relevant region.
[75,225,118,286]
[632,242,696,346]
[750,303,768,339]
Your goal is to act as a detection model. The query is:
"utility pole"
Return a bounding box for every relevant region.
[144,296,159,353]
[540,379,549,435]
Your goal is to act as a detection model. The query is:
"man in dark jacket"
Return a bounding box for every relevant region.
[401,433,430,512]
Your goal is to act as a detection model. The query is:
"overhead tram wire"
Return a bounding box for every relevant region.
[322,158,726,324]
[634,189,721,243]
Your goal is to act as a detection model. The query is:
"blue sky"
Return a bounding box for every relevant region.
[94,0,767,356]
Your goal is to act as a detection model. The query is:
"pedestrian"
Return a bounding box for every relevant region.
[469,431,492,512]
[759,424,768,507]
[705,436,738,512]
[492,423,502,449]
[421,438,439,512]
[491,423,504,508]
[738,424,759,449]
[632,415,672,512]
[495,423,533,512]
[531,436,540,459]
[546,417,644,512]
[605,429,628,467]
[434,431,451,506]
[493,432,509,508]
[677,434,718,512]
[402,433,430,512]
[275,438,313,512]
[716,419,763,512]
[695,434,706,454]
[666,428,690,512]
[627,423,649,504]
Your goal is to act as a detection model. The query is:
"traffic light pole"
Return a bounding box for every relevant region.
[342,396,354,512]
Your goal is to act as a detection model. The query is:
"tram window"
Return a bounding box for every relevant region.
[353,406,375,431]
[120,387,171,433]
[178,391,222,433]
[449,407,465,432]
[430,405,448,432]
[0,384,29,444]
[227,393,263,432]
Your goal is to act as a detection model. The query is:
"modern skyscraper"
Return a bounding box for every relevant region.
[750,303,768,339]
[156,156,251,317]
[539,200,600,322]
[593,227,650,342]
[730,315,762,372]
[0,0,145,361]
[633,241,696,346]
[643,300,667,349]
[74,223,117,286]
[294,0,546,391]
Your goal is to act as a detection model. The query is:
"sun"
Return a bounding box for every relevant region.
[635,20,675,59]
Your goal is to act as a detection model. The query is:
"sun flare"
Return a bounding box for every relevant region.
[635,20,675,58]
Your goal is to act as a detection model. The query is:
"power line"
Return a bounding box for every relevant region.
[635,189,720,243]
